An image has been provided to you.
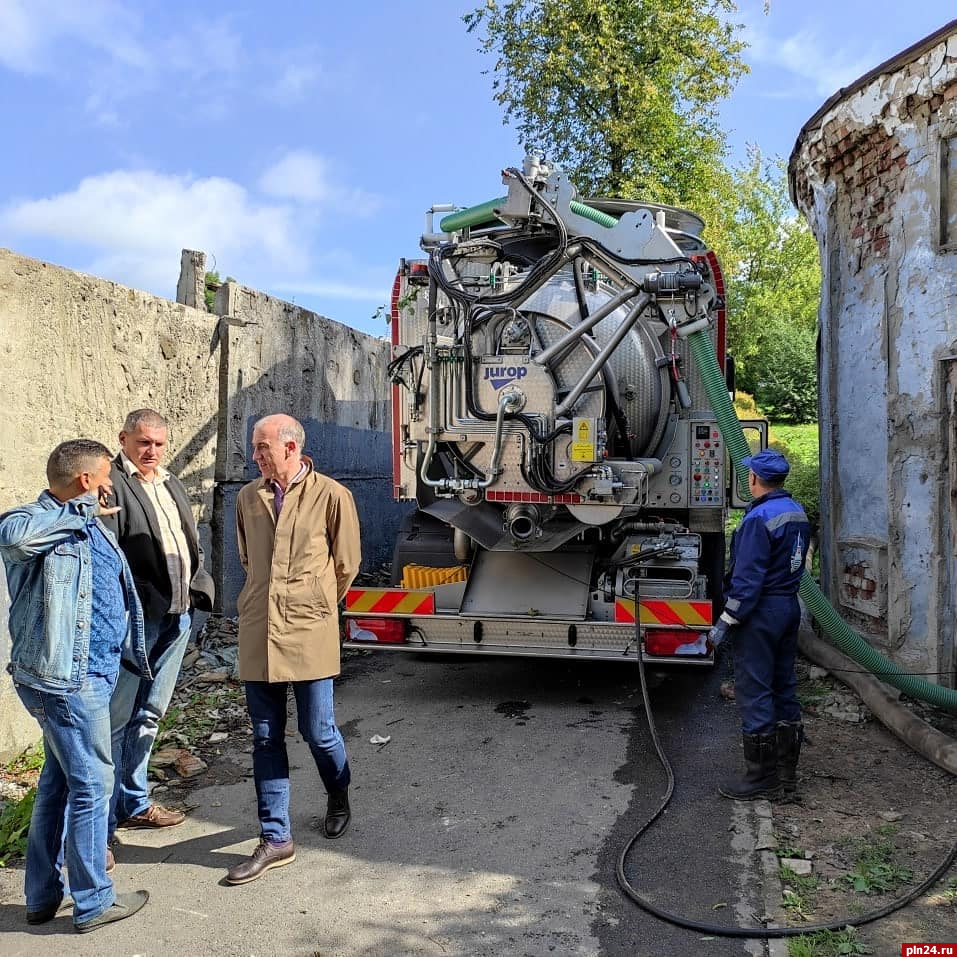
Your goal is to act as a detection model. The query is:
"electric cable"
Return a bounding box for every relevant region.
[617,604,957,939]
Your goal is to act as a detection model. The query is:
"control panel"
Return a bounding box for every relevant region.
[691,422,724,505]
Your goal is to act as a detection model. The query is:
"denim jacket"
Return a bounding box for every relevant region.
[0,490,151,693]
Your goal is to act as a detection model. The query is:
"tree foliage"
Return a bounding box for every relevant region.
[724,149,821,422]
[465,1,821,423]
[464,0,748,213]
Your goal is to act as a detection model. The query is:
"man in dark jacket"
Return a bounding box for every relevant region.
[708,449,810,801]
[101,409,214,834]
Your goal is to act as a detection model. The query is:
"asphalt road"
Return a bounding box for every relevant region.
[0,649,778,956]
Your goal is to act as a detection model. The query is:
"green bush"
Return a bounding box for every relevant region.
[747,324,818,424]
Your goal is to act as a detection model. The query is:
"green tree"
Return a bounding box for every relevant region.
[464,0,748,222]
[724,148,821,421]
[204,270,237,312]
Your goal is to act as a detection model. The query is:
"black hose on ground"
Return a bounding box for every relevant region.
[617,618,957,938]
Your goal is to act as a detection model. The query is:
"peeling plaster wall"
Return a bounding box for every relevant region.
[0,249,221,759]
[791,29,957,685]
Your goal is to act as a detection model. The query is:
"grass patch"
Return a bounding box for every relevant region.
[2,742,44,781]
[797,679,830,708]
[943,876,957,904]
[787,928,872,957]
[780,864,820,921]
[774,835,805,860]
[0,789,35,866]
[840,831,913,895]
[768,422,820,531]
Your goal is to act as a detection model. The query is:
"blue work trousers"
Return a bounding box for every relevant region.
[109,611,191,831]
[731,595,802,735]
[244,678,350,844]
[15,673,117,926]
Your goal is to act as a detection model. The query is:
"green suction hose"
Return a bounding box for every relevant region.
[439,196,618,233]
[687,330,957,712]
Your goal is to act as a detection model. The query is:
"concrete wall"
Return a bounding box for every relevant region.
[790,26,957,685]
[211,281,404,615]
[0,248,221,759]
[0,249,403,758]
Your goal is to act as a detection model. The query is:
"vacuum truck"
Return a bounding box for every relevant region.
[344,155,762,664]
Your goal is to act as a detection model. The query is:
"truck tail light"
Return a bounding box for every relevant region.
[346,617,408,644]
[644,629,709,656]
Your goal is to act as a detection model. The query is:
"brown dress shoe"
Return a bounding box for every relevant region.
[118,804,186,828]
[224,840,295,885]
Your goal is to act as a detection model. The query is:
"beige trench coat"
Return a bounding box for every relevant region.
[236,458,361,682]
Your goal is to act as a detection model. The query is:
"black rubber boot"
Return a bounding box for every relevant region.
[776,720,804,799]
[324,788,351,839]
[718,732,782,800]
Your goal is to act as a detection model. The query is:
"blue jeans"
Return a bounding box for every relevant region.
[245,678,350,844]
[16,674,117,925]
[109,611,191,830]
[732,595,802,735]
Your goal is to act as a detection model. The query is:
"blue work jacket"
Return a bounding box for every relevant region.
[724,489,810,625]
[0,491,150,693]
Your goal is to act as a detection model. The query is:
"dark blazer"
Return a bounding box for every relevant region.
[100,454,215,622]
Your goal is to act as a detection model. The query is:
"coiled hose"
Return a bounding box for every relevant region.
[686,329,957,712]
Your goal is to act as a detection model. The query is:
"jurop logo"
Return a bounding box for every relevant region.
[483,365,528,390]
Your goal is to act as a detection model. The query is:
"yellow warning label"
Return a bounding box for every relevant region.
[571,417,595,462]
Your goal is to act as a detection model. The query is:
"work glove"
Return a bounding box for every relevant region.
[706,618,731,651]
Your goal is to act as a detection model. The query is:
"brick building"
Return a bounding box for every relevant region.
[789,21,957,685]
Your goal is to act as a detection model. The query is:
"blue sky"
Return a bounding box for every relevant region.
[1,1,954,337]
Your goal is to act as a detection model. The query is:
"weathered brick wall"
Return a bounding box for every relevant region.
[790,28,957,684]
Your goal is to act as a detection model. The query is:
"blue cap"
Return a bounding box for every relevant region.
[742,448,790,481]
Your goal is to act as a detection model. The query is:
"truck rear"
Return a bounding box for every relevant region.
[344,156,746,664]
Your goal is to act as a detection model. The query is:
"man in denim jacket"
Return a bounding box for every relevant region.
[0,440,151,933]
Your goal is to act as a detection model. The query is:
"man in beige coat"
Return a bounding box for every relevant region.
[226,413,361,886]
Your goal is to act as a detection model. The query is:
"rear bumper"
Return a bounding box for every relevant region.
[342,614,713,665]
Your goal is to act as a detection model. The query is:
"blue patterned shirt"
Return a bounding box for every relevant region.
[86,521,127,677]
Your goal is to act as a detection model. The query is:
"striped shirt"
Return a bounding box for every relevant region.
[120,453,191,614]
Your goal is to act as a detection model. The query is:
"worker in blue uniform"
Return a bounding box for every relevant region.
[707,449,811,801]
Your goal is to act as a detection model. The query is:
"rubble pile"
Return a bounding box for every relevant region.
[148,616,249,791]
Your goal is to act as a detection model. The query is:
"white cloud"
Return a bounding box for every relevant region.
[268,59,326,101]
[259,150,383,215]
[259,150,333,204]
[0,160,389,305]
[0,0,146,74]
[0,169,305,294]
[743,17,880,99]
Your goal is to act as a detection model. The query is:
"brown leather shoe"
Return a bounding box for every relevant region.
[224,840,295,885]
[118,804,186,828]
[106,848,115,875]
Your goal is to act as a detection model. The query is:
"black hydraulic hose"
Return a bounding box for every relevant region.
[617,626,957,938]
[572,257,634,460]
